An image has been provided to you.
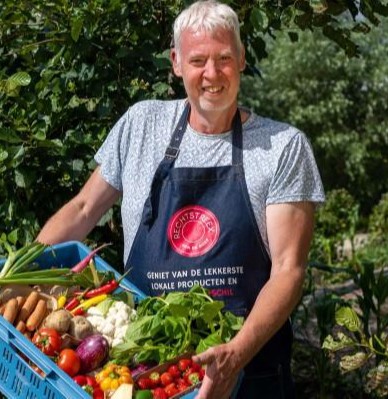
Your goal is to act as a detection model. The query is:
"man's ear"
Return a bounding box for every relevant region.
[170,48,182,77]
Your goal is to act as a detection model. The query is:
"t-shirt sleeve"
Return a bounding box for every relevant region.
[94,111,130,192]
[267,132,325,205]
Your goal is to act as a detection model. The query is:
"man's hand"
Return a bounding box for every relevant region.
[193,343,241,399]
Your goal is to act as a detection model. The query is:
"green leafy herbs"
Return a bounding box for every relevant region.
[110,285,244,365]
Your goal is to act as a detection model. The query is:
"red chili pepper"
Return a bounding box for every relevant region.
[83,280,119,298]
[72,307,85,316]
[64,297,80,311]
[64,287,92,310]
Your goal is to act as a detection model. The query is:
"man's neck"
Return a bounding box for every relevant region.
[188,106,249,135]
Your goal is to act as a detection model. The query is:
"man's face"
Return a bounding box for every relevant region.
[171,28,245,116]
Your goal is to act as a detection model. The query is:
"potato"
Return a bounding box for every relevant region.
[43,309,72,333]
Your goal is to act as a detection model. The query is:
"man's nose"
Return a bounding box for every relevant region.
[203,60,219,79]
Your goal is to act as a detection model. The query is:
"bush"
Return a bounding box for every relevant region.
[368,193,388,244]
[310,189,359,265]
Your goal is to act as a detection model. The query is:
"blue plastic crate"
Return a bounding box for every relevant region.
[0,240,146,399]
[0,241,243,399]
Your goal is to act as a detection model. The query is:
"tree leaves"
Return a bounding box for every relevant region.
[0,72,31,96]
[335,307,361,332]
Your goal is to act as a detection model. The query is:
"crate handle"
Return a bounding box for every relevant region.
[0,318,10,343]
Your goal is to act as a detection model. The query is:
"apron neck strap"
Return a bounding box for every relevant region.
[164,102,243,165]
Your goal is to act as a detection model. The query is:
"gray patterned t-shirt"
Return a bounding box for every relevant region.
[95,99,325,263]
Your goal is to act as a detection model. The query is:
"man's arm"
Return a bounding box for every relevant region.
[193,201,315,399]
[36,167,121,245]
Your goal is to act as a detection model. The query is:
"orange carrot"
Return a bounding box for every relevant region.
[16,291,39,323]
[26,299,47,331]
[3,298,19,324]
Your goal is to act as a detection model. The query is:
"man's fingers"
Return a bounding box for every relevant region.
[193,347,215,366]
[194,375,213,399]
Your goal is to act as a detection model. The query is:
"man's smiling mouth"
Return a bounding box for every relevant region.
[203,86,223,93]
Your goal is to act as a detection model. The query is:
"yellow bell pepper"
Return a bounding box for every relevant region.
[95,364,133,392]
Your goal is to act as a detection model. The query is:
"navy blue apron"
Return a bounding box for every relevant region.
[126,103,294,393]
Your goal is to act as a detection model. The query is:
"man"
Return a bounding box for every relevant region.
[37,1,325,398]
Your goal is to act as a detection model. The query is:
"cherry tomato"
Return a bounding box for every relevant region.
[160,371,173,387]
[57,348,81,377]
[32,328,62,356]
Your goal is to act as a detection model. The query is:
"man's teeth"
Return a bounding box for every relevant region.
[205,86,222,93]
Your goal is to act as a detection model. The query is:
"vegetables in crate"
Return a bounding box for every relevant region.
[111,285,244,365]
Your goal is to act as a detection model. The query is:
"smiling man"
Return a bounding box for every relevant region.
[37,1,325,398]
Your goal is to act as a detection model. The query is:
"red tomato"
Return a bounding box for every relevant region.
[164,382,179,398]
[178,358,192,372]
[32,328,62,356]
[57,349,81,377]
[160,371,173,387]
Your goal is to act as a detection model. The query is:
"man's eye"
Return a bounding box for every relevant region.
[191,59,205,65]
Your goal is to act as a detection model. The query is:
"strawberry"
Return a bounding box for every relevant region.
[137,377,155,390]
[160,371,173,387]
[178,358,192,372]
[149,371,161,387]
[167,364,181,379]
[153,387,168,399]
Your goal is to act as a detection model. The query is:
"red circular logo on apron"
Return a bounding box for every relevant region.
[167,205,220,257]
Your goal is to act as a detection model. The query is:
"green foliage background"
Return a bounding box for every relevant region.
[240,20,388,215]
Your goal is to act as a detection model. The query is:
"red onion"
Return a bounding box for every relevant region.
[76,334,109,372]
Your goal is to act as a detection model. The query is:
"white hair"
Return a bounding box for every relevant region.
[173,0,242,54]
